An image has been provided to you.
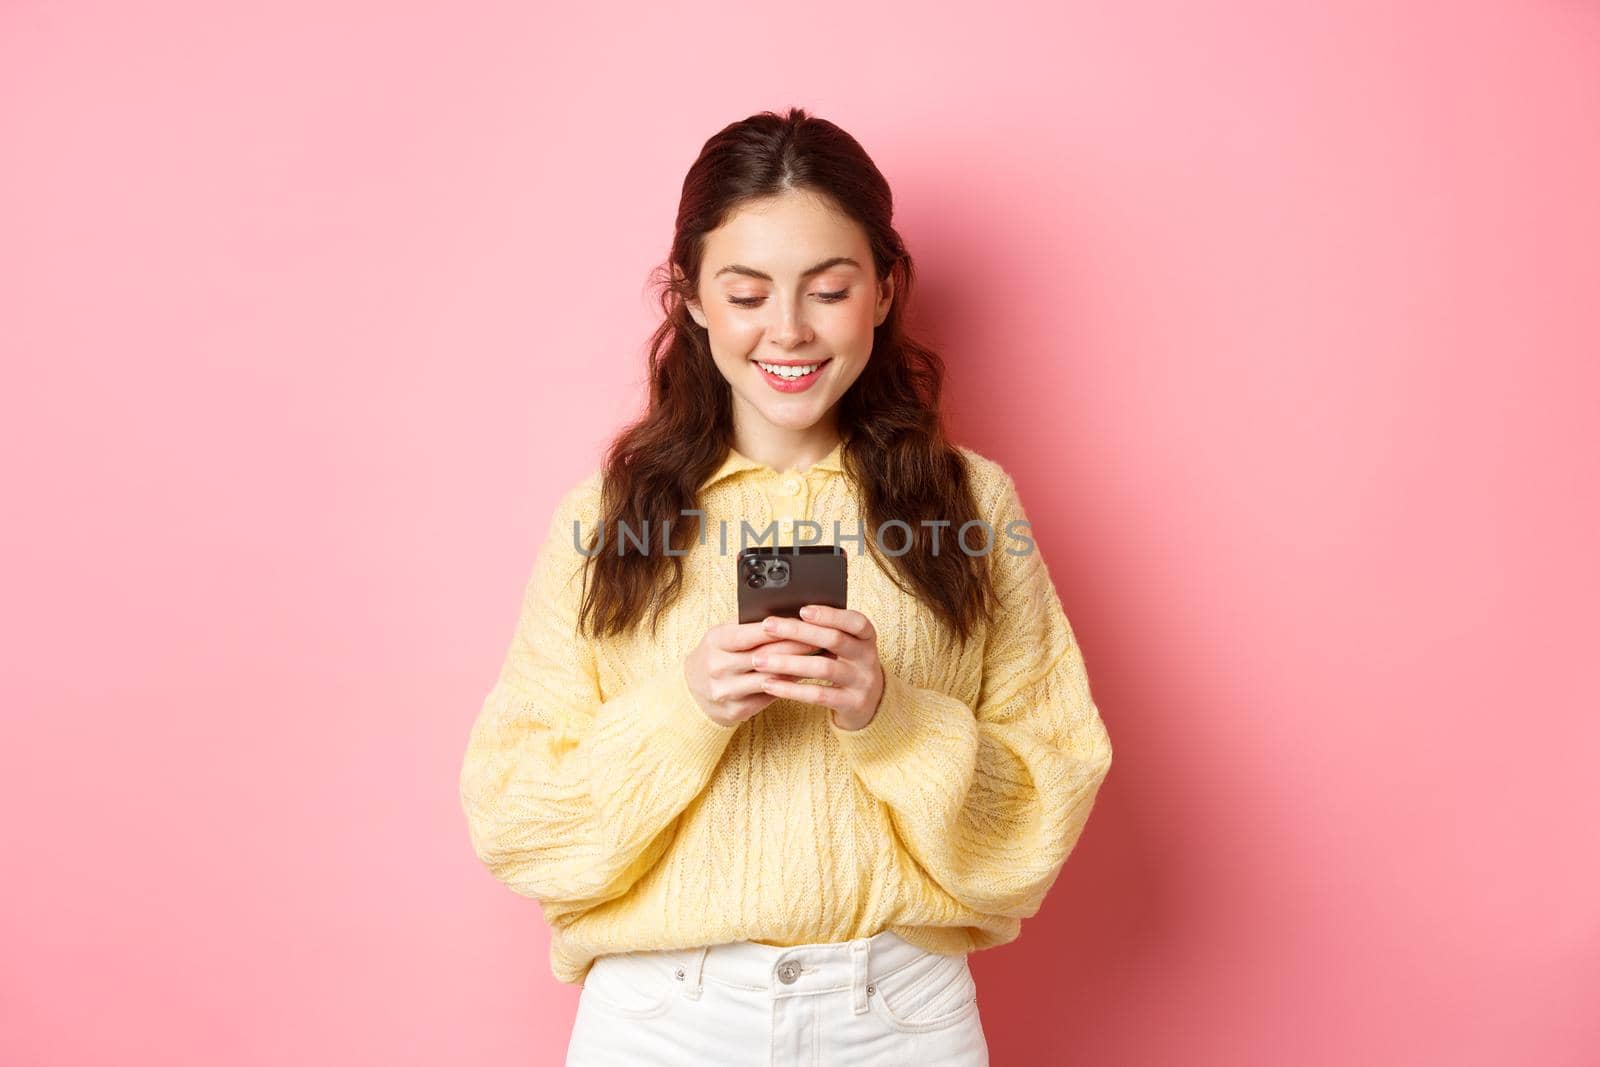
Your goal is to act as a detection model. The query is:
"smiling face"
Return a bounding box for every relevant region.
[686,188,893,450]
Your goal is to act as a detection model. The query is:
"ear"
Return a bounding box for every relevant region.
[675,265,709,329]
[873,270,895,328]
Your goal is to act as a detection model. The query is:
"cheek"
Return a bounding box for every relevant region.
[703,313,765,363]
[820,305,877,354]
[705,306,762,341]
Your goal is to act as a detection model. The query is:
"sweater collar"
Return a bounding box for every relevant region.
[699,439,845,491]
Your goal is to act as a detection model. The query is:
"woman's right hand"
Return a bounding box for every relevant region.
[685,617,819,727]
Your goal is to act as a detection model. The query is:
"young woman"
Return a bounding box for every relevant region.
[459,107,1114,1066]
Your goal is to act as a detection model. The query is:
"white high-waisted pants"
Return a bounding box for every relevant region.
[565,928,989,1066]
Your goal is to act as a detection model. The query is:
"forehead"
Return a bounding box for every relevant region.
[701,190,869,277]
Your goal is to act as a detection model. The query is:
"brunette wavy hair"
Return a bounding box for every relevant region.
[577,106,998,646]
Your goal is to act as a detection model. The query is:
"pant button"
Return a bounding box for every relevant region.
[776,960,801,984]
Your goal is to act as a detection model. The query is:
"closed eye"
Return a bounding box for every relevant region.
[729,290,849,308]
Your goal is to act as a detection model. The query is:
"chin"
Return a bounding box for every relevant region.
[754,403,830,429]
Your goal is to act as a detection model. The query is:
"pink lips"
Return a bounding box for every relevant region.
[755,358,830,393]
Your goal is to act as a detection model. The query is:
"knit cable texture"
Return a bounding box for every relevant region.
[458,445,1114,985]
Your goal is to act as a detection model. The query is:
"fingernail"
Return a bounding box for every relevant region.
[799,606,814,619]
[751,654,766,668]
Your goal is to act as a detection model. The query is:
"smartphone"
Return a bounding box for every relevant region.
[737,544,848,656]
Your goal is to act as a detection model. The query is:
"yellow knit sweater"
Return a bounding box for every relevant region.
[458,441,1114,985]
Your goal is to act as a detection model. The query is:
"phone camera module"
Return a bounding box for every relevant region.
[743,555,791,589]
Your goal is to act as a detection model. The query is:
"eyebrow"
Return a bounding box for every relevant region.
[712,256,861,282]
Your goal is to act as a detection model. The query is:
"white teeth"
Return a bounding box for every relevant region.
[756,361,822,379]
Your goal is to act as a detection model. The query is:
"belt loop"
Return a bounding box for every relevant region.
[850,938,871,1015]
[682,945,710,1000]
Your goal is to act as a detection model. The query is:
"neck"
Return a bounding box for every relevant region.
[729,417,841,475]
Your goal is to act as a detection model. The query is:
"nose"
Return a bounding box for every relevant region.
[767,299,814,349]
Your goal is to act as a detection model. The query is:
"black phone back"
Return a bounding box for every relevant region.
[737,544,848,624]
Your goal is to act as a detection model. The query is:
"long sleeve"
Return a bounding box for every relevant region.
[828,472,1114,920]
[458,481,739,926]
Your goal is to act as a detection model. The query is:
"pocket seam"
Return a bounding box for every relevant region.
[870,955,978,1034]
[581,954,678,1020]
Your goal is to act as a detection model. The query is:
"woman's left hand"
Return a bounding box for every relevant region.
[751,605,884,731]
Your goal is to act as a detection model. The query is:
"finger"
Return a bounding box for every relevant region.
[751,651,841,682]
[716,620,808,652]
[708,669,786,704]
[717,638,819,677]
[760,675,845,708]
[796,604,875,642]
[755,637,822,657]
[759,615,852,654]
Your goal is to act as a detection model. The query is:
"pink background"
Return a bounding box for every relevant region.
[4,2,1597,1064]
